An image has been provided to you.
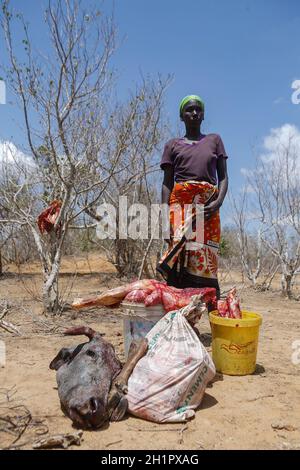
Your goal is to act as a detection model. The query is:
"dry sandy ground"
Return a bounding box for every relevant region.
[0,254,300,450]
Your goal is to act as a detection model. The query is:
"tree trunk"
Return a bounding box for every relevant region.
[281,273,293,299]
[31,225,64,314]
[42,232,63,314]
[42,272,60,314]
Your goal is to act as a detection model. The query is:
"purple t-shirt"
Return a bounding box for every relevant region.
[160,134,228,185]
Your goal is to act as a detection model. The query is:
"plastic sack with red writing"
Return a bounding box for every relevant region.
[127,296,216,423]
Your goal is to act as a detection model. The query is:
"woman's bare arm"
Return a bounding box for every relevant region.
[216,157,228,206]
[161,166,174,244]
[204,157,228,219]
[161,165,174,205]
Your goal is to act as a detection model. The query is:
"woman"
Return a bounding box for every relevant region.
[157,95,228,299]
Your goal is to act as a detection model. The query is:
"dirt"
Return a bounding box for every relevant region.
[0,253,300,450]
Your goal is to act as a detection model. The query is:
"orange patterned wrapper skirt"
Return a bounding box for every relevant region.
[157,181,220,287]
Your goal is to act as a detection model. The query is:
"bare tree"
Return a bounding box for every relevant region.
[0,0,120,313]
[0,1,169,310]
[229,189,279,289]
[79,75,171,278]
[248,130,300,298]
[0,223,12,276]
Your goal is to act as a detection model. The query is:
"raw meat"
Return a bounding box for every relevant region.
[124,289,153,303]
[217,288,242,319]
[72,279,217,313]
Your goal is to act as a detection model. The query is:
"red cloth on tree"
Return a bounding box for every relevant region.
[37,200,62,234]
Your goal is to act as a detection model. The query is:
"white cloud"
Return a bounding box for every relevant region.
[0,140,33,166]
[240,167,263,177]
[263,124,300,156]
[244,184,255,194]
[240,167,253,177]
[261,124,300,176]
[241,124,300,179]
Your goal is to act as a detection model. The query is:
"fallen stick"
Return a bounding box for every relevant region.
[246,394,274,402]
[271,422,297,431]
[0,319,22,336]
[126,425,184,432]
[105,440,123,448]
[178,424,188,445]
[2,439,32,450]
[32,430,83,449]
[0,306,9,321]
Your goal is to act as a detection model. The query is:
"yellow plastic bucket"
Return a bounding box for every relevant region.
[209,310,262,376]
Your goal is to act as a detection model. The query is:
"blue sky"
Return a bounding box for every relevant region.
[1,0,300,212]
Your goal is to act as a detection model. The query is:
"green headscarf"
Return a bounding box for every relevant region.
[179,95,205,116]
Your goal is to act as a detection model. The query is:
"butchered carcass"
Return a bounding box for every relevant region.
[72,280,155,309]
[72,279,217,313]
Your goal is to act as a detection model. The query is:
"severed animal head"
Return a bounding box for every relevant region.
[49,326,127,429]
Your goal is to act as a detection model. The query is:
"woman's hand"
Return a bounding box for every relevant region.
[204,200,222,220]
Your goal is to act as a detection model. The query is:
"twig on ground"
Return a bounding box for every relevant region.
[32,430,83,449]
[0,319,22,335]
[178,423,188,445]
[0,301,10,321]
[246,394,274,402]
[0,404,32,447]
[0,385,18,404]
[105,439,123,447]
[0,387,49,449]
[126,424,184,432]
